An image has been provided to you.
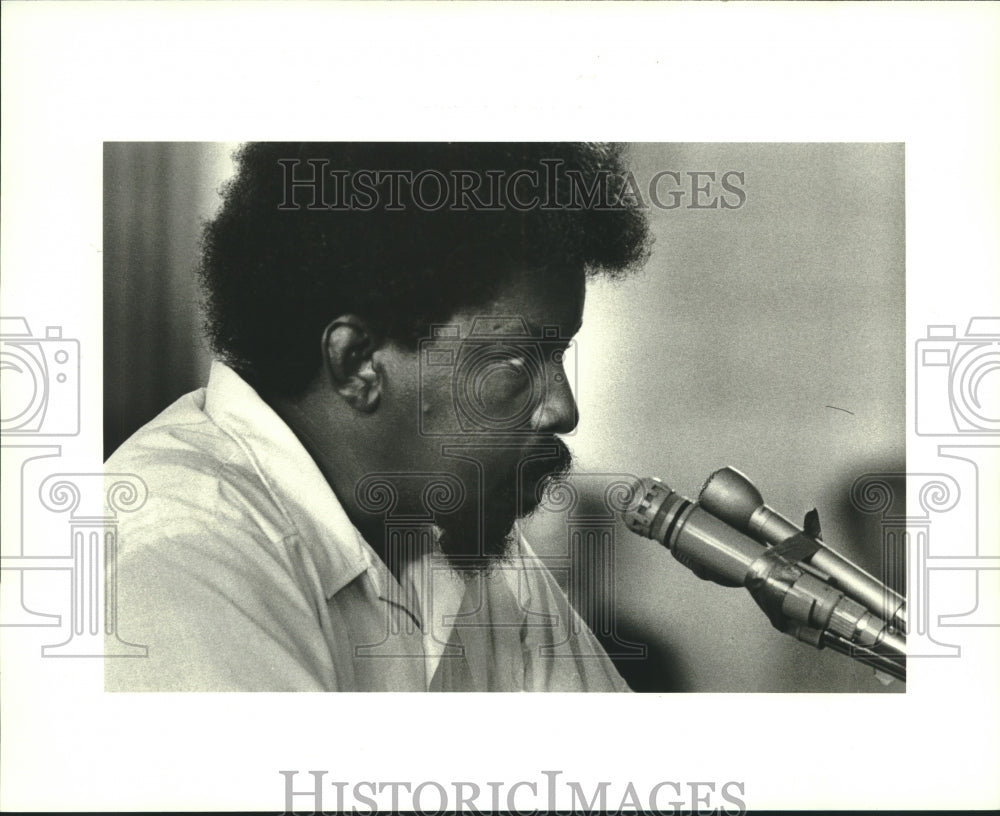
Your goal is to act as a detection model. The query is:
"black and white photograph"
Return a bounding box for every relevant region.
[102,141,905,695]
[2,2,998,813]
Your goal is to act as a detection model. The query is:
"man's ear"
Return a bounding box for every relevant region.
[321,315,382,413]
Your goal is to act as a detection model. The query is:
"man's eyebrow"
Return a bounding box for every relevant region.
[559,318,583,338]
[528,319,582,338]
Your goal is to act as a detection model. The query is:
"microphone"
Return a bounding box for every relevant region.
[624,476,906,682]
[699,467,906,633]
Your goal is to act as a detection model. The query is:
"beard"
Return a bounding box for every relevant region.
[436,437,574,574]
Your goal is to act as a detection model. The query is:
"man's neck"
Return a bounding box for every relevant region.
[265,390,404,575]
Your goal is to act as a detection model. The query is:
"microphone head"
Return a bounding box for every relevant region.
[698,467,764,531]
[622,477,672,540]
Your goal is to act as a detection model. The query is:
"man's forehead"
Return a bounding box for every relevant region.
[452,270,585,337]
[462,315,580,339]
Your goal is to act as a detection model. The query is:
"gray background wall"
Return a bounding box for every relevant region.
[103,142,905,692]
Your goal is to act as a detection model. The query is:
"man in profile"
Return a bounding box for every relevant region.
[106,143,650,691]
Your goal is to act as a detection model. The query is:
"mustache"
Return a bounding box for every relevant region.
[515,437,574,513]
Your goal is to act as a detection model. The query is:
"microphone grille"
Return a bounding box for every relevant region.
[699,466,763,530]
[623,477,670,540]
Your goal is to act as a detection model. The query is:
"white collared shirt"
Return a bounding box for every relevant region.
[105,362,629,692]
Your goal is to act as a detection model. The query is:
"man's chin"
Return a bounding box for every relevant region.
[437,463,572,575]
[436,505,519,575]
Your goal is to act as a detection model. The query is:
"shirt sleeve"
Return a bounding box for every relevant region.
[106,524,338,692]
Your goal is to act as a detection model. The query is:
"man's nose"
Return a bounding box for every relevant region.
[535,363,578,435]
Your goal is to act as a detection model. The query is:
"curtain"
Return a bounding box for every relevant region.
[103,143,235,460]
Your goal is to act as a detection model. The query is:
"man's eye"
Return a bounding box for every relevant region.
[479,356,528,384]
[495,355,527,372]
[466,354,528,394]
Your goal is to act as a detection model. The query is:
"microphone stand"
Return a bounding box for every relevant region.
[624,473,906,683]
[700,467,907,634]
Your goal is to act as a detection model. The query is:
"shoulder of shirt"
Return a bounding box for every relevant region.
[105,388,298,555]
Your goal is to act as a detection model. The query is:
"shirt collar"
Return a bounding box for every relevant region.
[202,361,372,599]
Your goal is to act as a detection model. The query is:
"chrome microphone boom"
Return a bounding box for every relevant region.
[624,477,906,682]
[699,467,906,633]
